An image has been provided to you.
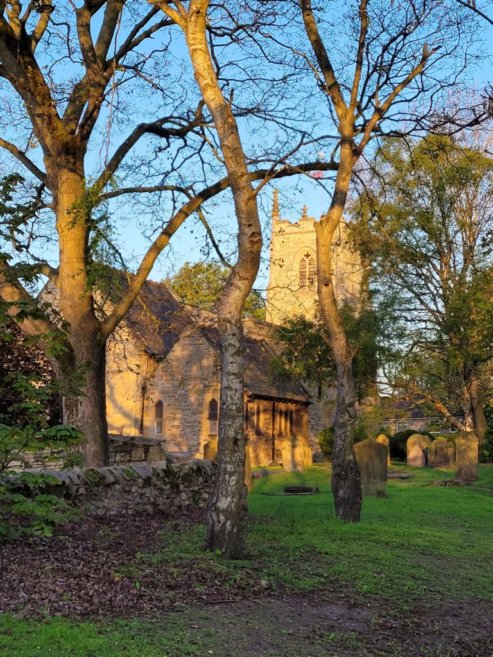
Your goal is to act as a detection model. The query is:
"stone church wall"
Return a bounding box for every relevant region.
[305,383,336,452]
[106,327,157,437]
[144,330,221,460]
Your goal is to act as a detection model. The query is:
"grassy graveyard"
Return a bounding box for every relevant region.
[1,463,493,657]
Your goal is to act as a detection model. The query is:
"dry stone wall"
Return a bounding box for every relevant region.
[3,460,215,517]
[9,436,167,472]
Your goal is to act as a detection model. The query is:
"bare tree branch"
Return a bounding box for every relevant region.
[0,138,47,185]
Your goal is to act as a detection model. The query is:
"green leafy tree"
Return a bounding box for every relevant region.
[354,134,493,440]
[167,261,265,320]
[0,319,62,427]
[270,315,335,399]
[272,301,387,403]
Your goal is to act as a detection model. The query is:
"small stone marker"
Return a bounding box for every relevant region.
[406,434,431,467]
[354,438,387,496]
[375,433,391,465]
[428,437,455,468]
[283,485,319,495]
[455,432,479,481]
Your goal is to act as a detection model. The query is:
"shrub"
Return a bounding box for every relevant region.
[0,424,81,540]
[479,408,493,463]
[390,429,434,461]
[0,472,70,539]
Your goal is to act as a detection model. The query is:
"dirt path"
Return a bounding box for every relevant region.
[1,513,492,656]
[167,593,493,657]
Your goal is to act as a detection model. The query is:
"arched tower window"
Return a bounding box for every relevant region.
[154,400,163,435]
[208,398,219,435]
[299,252,316,288]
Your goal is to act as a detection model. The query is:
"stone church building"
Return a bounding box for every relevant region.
[105,194,363,468]
[266,191,362,325]
[106,284,312,468]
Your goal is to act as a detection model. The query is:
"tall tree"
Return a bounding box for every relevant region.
[149,0,342,555]
[0,2,211,464]
[0,2,332,466]
[354,134,493,440]
[148,0,265,556]
[285,0,480,520]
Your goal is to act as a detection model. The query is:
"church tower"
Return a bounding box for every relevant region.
[265,191,363,325]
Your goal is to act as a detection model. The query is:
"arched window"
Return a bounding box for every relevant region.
[154,400,163,435]
[208,398,219,435]
[289,409,294,436]
[299,252,316,288]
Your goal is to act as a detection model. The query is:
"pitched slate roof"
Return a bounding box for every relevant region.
[199,326,310,404]
[123,278,193,359]
[119,275,310,403]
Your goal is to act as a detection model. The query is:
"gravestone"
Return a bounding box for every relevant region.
[354,438,387,496]
[281,438,297,472]
[204,438,218,462]
[428,437,455,468]
[406,434,431,467]
[455,432,479,481]
[375,433,391,465]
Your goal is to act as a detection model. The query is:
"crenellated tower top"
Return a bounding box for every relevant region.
[265,191,363,325]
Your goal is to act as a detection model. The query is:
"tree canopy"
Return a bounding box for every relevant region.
[167,261,265,320]
[353,133,493,437]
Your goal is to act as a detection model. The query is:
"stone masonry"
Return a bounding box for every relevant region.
[266,200,363,325]
[3,460,215,517]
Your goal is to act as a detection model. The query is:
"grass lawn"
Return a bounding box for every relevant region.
[248,463,493,601]
[1,463,493,657]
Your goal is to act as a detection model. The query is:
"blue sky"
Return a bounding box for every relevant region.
[0,2,492,297]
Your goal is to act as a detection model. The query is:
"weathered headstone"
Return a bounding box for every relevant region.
[428,437,455,468]
[375,433,391,466]
[293,439,312,470]
[455,432,479,481]
[354,438,387,496]
[281,438,297,472]
[406,434,431,467]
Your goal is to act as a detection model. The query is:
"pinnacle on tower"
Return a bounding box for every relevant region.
[272,188,280,221]
[302,205,308,219]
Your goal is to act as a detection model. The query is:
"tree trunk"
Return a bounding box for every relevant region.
[316,219,362,521]
[205,319,247,558]
[461,369,475,433]
[332,358,362,521]
[52,163,109,466]
[315,142,362,523]
[183,0,262,555]
[63,335,109,467]
[469,372,487,441]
